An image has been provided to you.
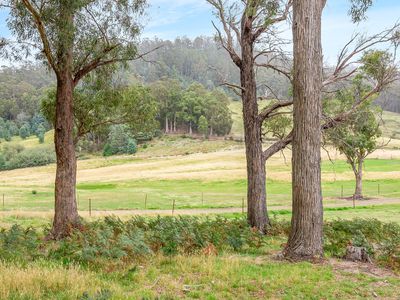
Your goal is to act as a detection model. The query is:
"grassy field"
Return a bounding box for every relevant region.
[1,107,400,299]
[2,251,400,299]
[1,131,400,222]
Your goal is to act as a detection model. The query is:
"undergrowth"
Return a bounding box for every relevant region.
[0,216,399,271]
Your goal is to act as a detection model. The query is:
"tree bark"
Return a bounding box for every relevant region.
[165,117,169,133]
[51,73,80,239]
[285,0,325,259]
[353,159,363,199]
[50,3,80,239]
[241,16,269,232]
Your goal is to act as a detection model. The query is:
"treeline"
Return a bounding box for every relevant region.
[150,80,232,136]
[0,114,49,142]
[132,36,291,100]
[0,72,233,166]
[1,37,399,126]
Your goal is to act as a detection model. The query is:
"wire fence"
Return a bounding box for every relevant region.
[0,181,399,214]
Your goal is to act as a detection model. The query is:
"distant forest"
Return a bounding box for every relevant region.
[1,36,399,130]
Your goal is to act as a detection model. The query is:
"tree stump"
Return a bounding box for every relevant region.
[345,246,371,263]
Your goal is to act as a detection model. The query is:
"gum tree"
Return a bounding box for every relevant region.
[206,0,397,234]
[207,0,292,232]
[2,0,148,238]
[325,50,396,200]
[284,0,398,260]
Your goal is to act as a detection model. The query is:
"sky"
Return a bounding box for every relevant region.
[0,0,399,65]
[143,0,400,64]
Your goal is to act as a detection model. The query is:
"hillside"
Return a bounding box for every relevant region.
[229,101,400,148]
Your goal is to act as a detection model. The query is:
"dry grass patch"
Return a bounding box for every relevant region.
[0,261,117,299]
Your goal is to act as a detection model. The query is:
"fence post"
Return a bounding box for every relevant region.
[2,194,4,210]
[378,184,380,196]
[242,197,245,214]
[172,199,175,216]
[341,185,343,198]
[89,198,92,217]
[353,197,355,209]
[201,192,204,206]
[145,193,147,209]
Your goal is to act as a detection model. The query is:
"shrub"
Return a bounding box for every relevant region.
[19,123,31,139]
[102,125,137,156]
[324,218,400,269]
[198,115,209,137]
[0,225,41,262]
[35,124,46,144]
[0,145,56,170]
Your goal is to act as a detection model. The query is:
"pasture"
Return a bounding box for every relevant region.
[1,133,400,223]
[1,105,400,300]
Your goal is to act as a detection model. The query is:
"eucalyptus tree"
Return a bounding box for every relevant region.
[284,0,399,260]
[2,0,148,238]
[207,0,292,232]
[208,0,399,246]
[324,50,397,200]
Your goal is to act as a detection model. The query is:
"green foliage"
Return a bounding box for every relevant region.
[361,50,395,83]
[324,218,400,269]
[1,217,400,271]
[5,0,146,73]
[349,0,373,22]
[151,81,232,136]
[103,125,137,157]
[0,225,41,262]
[262,100,292,140]
[0,144,55,170]
[0,216,264,266]
[42,83,158,152]
[197,115,209,137]
[324,75,382,192]
[18,123,30,139]
[326,100,381,161]
[35,124,46,143]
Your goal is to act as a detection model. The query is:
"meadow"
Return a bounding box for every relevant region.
[1,104,400,299]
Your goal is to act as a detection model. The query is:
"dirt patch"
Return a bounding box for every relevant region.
[329,258,398,279]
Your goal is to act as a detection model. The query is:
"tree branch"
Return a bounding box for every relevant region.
[21,0,57,73]
[259,100,293,122]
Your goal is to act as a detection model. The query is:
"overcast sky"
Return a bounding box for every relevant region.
[0,0,399,65]
[143,0,400,64]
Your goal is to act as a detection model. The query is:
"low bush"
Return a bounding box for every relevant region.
[324,218,400,269]
[0,216,265,268]
[0,217,399,271]
[0,225,41,262]
[0,145,55,170]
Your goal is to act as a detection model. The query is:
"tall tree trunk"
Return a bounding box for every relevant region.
[165,117,169,133]
[353,159,363,199]
[50,2,80,239]
[241,19,269,232]
[51,72,80,239]
[189,121,192,135]
[285,0,325,259]
[173,115,176,132]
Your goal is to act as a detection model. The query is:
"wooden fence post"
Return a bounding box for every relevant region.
[89,198,92,217]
